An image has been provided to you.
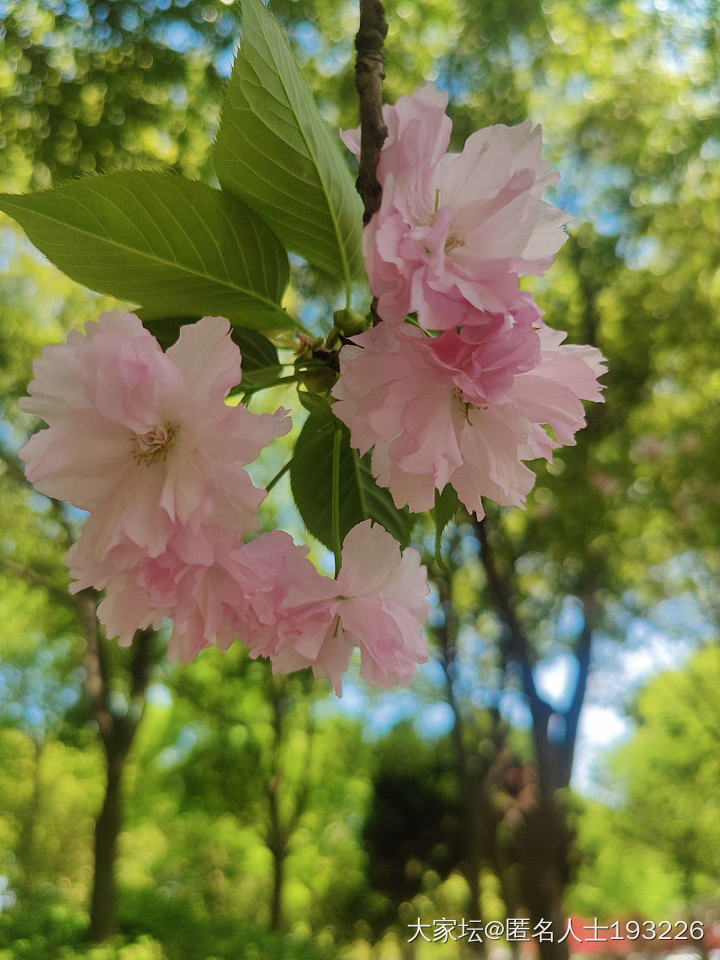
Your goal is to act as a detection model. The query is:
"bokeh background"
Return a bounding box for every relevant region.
[1,0,720,957]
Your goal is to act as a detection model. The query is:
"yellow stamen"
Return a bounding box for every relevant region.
[453,387,478,425]
[132,422,179,466]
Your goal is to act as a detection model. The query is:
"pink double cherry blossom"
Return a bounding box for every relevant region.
[341,82,571,330]
[19,83,606,694]
[333,318,605,517]
[20,313,288,557]
[20,313,430,692]
[335,83,606,519]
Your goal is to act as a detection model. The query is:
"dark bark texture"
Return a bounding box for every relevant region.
[353,0,388,225]
[476,518,596,960]
[80,589,155,943]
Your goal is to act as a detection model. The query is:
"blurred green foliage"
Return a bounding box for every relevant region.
[2,0,720,955]
[572,644,720,919]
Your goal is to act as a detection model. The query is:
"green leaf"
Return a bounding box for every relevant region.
[214,0,364,286]
[231,327,282,390]
[142,316,198,349]
[297,390,332,415]
[432,484,461,570]
[0,171,294,331]
[433,484,461,540]
[291,409,414,550]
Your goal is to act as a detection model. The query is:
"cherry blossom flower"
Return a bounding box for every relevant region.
[342,83,570,328]
[20,312,290,556]
[272,521,430,694]
[67,515,319,660]
[67,514,184,647]
[332,320,606,517]
[167,529,324,665]
[70,514,429,696]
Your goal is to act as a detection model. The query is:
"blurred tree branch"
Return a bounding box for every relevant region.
[353,0,388,225]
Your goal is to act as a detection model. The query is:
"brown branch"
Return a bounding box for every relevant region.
[264,676,286,845]
[111,627,156,757]
[128,628,155,703]
[78,589,114,747]
[474,518,543,709]
[288,709,315,834]
[561,591,595,779]
[475,517,561,793]
[354,0,388,225]
[79,586,156,756]
[435,572,470,783]
[476,517,598,794]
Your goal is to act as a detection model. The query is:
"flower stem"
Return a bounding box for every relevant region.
[266,458,293,494]
[247,375,299,393]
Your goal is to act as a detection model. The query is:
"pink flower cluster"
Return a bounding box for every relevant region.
[20,313,429,692]
[18,84,606,689]
[336,84,607,516]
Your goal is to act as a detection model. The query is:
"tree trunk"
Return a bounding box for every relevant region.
[270,841,286,933]
[456,782,486,958]
[518,799,571,960]
[475,520,596,960]
[16,736,43,903]
[79,594,155,944]
[266,674,287,935]
[436,575,489,959]
[464,757,497,960]
[89,755,124,941]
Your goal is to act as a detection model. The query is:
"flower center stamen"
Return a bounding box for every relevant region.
[453,387,477,425]
[132,422,179,466]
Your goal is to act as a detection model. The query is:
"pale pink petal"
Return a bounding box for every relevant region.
[333,315,605,519]
[344,83,570,326]
[167,316,243,399]
[455,407,537,512]
[333,521,429,687]
[20,313,289,557]
[20,410,133,507]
